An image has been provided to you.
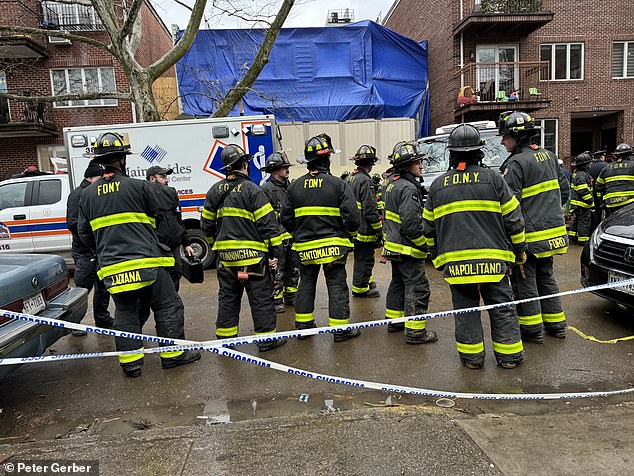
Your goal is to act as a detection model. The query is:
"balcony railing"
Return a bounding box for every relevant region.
[0,94,57,137]
[41,1,105,32]
[455,61,550,111]
[470,0,544,15]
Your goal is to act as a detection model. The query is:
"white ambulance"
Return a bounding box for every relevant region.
[0,115,281,267]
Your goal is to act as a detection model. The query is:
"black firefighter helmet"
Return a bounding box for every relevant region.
[262,150,292,172]
[352,144,378,164]
[392,142,424,169]
[304,135,334,162]
[91,132,132,164]
[447,124,485,152]
[572,151,593,168]
[221,144,251,170]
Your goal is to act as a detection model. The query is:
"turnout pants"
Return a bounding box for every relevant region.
[570,208,592,243]
[72,253,112,327]
[511,253,566,338]
[295,257,350,327]
[450,278,524,366]
[351,242,376,295]
[139,248,183,326]
[274,245,299,304]
[216,263,277,337]
[385,256,430,330]
[111,267,186,367]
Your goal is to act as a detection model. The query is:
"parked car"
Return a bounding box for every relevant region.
[581,204,634,310]
[417,121,509,191]
[0,253,88,379]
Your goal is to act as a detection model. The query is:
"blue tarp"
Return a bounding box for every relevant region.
[176,20,430,137]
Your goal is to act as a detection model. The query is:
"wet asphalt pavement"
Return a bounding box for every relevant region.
[0,245,633,474]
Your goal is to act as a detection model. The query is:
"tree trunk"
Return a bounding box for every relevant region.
[129,70,161,122]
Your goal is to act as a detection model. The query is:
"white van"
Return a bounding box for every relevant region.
[0,171,72,264]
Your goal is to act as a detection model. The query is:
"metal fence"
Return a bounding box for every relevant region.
[470,0,544,15]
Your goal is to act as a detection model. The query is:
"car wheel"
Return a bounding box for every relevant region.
[183,229,216,269]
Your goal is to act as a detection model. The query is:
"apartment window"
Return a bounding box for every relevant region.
[534,119,558,156]
[42,1,103,30]
[540,43,583,80]
[50,68,117,107]
[613,42,634,79]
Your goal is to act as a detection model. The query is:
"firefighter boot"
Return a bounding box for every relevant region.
[405,328,438,345]
[296,321,317,340]
[161,350,202,369]
[121,361,143,378]
[352,288,381,298]
[334,328,361,342]
[387,322,405,333]
[274,300,285,314]
[257,338,288,352]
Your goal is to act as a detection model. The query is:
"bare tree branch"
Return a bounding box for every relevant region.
[0,25,111,51]
[127,7,143,56]
[147,0,208,80]
[120,0,143,41]
[212,0,294,117]
[0,91,131,102]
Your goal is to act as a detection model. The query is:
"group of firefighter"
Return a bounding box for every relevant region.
[74,109,634,378]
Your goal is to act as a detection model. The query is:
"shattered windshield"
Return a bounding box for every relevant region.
[418,130,509,174]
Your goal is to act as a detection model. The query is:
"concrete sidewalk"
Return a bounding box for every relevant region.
[1,405,633,475]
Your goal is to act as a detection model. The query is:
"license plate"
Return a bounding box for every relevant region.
[608,271,634,296]
[22,292,46,315]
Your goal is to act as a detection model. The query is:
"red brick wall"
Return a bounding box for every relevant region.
[384,0,634,159]
[0,0,174,177]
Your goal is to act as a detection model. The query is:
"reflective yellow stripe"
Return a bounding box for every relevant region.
[159,350,184,359]
[445,274,505,285]
[518,313,542,326]
[603,191,634,200]
[97,257,175,279]
[571,200,592,208]
[386,309,404,319]
[218,207,255,221]
[597,176,606,184]
[216,326,238,337]
[501,196,520,215]
[90,212,156,231]
[356,201,362,210]
[423,208,434,221]
[295,313,314,323]
[434,200,501,219]
[385,210,401,223]
[119,348,144,364]
[426,237,435,246]
[352,285,369,294]
[219,257,263,267]
[511,230,525,244]
[433,249,514,267]
[581,193,593,201]
[356,233,378,242]
[568,230,577,236]
[604,175,634,183]
[543,311,566,323]
[292,237,352,251]
[571,183,590,191]
[405,320,426,330]
[493,341,524,355]
[267,233,287,247]
[370,221,382,230]
[456,341,485,354]
[384,241,427,259]
[285,286,298,293]
[108,280,155,294]
[577,236,589,242]
[213,240,268,252]
[202,208,216,220]
[605,197,634,208]
[534,246,568,258]
[329,317,349,326]
[254,203,274,221]
[525,225,567,243]
[295,206,341,217]
[521,179,560,199]
[411,235,426,247]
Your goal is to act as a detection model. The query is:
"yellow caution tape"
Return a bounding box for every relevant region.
[568,326,634,344]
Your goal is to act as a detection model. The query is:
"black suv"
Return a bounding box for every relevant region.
[580,203,634,310]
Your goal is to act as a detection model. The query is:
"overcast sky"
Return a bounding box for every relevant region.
[150,0,394,31]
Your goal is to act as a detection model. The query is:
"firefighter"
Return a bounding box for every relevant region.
[261,151,299,313]
[66,161,113,336]
[346,145,383,298]
[595,143,634,216]
[382,142,437,345]
[201,145,288,352]
[499,111,569,343]
[588,150,608,233]
[78,132,200,378]
[569,152,594,245]
[424,124,526,368]
[280,134,361,342]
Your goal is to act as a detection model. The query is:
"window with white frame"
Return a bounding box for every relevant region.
[42,1,104,30]
[540,43,583,80]
[50,68,117,107]
[612,42,634,79]
[534,119,558,155]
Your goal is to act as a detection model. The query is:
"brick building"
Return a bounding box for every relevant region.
[0,0,175,178]
[384,0,634,161]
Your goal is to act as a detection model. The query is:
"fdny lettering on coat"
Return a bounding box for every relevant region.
[548,237,567,249]
[443,172,480,186]
[299,246,341,261]
[304,178,323,189]
[97,182,121,195]
[447,262,503,277]
[111,270,142,285]
[533,151,550,162]
[219,249,260,261]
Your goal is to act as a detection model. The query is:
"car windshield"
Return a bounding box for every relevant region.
[418,130,509,174]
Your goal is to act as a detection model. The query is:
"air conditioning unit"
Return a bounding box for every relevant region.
[48,33,71,45]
